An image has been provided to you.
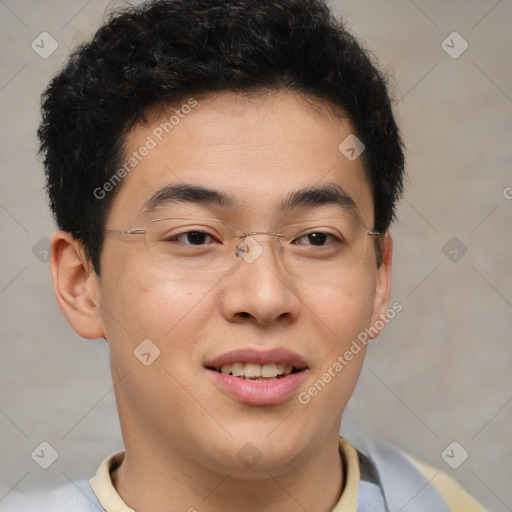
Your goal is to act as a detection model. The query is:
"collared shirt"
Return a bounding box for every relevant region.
[1,437,486,511]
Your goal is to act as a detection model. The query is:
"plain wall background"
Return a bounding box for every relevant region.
[1,0,511,510]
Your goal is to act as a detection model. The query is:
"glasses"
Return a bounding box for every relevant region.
[100,216,381,278]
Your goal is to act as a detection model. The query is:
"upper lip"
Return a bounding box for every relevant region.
[204,348,308,370]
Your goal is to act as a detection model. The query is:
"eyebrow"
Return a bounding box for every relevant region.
[281,183,359,218]
[141,183,238,214]
[140,182,360,219]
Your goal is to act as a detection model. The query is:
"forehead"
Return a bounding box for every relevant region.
[108,91,374,226]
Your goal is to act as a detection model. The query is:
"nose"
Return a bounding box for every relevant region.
[219,235,301,326]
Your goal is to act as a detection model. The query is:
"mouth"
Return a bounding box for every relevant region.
[203,348,309,405]
[204,347,309,378]
[206,362,306,381]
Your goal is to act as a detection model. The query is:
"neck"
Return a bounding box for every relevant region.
[111,433,344,512]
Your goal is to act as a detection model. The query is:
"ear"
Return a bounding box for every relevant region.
[369,233,393,339]
[49,231,105,340]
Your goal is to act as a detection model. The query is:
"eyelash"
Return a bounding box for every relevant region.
[293,231,340,246]
[167,228,341,246]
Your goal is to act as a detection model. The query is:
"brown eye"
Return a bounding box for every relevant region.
[294,231,339,246]
[170,231,215,245]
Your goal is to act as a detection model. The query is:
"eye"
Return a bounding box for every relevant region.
[167,230,217,245]
[293,231,340,246]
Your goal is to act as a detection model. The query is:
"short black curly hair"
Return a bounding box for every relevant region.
[38,0,404,274]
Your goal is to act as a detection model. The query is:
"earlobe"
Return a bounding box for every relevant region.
[369,233,393,339]
[50,231,105,340]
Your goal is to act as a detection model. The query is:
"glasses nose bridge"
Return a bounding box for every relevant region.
[239,230,285,240]
[234,230,287,264]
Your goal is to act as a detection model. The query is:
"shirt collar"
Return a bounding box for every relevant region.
[90,437,360,512]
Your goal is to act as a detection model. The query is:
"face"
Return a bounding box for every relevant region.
[58,90,391,478]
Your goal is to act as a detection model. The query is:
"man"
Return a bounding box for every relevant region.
[3,0,486,510]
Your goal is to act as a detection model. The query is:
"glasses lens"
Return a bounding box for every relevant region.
[142,216,375,277]
[144,217,239,274]
[272,219,371,273]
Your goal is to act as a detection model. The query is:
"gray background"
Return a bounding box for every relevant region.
[1,0,511,510]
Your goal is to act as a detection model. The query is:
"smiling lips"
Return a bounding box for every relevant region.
[215,362,295,380]
[204,347,308,380]
[204,348,309,405]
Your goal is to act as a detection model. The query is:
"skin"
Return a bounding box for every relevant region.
[50,90,392,512]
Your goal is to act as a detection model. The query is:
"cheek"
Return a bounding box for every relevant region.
[98,259,212,367]
[295,276,375,428]
[297,271,377,342]
[98,271,212,419]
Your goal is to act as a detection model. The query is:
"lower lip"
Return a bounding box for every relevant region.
[206,368,309,406]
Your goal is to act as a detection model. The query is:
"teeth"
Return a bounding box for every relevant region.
[244,363,261,378]
[215,362,298,378]
[261,363,278,378]
[231,362,244,377]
